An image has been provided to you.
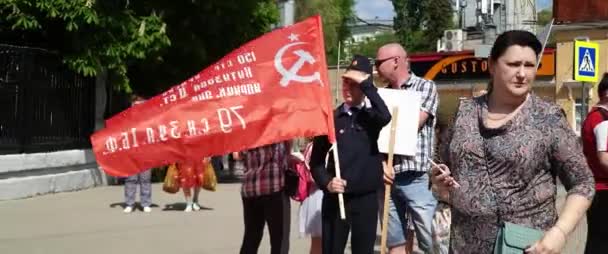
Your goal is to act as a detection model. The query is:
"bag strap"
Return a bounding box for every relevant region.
[596,106,608,120]
[303,142,313,170]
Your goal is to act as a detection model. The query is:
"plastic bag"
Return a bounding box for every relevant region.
[202,161,217,191]
[288,154,314,202]
[163,164,180,194]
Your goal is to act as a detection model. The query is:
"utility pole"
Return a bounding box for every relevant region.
[277,0,295,27]
[474,0,496,57]
[479,0,497,44]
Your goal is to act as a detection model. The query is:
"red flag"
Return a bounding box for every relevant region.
[91,15,336,177]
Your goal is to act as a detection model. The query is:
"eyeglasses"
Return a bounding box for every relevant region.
[374,56,400,68]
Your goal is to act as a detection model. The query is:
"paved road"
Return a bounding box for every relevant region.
[0,183,312,254]
[0,181,588,254]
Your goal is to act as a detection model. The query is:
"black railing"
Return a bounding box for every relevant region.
[0,44,95,154]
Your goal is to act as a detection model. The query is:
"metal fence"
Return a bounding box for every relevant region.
[0,44,95,154]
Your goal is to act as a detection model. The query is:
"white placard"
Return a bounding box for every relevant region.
[377,88,420,156]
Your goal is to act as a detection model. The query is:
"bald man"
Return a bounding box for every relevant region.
[375,43,438,254]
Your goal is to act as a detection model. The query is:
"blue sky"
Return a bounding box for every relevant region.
[354,0,553,20]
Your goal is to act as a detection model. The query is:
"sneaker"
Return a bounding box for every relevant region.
[143,206,152,213]
[123,206,133,213]
[184,204,193,212]
[192,203,201,211]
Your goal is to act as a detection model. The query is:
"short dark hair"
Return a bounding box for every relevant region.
[489,30,542,62]
[598,73,608,97]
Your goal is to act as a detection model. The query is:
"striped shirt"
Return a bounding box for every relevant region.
[241,142,290,198]
[391,73,438,173]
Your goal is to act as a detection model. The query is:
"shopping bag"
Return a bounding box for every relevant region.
[202,161,217,191]
[163,164,180,194]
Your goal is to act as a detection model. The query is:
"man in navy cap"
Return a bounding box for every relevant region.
[310,55,391,253]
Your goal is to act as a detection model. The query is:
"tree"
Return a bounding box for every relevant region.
[536,9,555,47]
[537,9,553,26]
[425,0,454,48]
[295,0,354,65]
[0,0,280,94]
[392,0,454,53]
[349,32,399,58]
[127,0,279,94]
[0,0,171,91]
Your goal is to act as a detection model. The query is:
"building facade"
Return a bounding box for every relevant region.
[554,0,608,132]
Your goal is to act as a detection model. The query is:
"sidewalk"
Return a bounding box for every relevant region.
[0,183,311,254]
[0,179,586,254]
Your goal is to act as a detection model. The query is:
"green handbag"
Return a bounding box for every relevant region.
[493,222,544,254]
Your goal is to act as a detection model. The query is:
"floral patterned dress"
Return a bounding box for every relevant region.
[442,94,595,253]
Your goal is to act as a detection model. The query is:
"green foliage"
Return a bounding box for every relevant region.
[425,0,453,47]
[0,0,280,94]
[127,0,279,95]
[536,9,556,47]
[537,9,552,26]
[1,0,171,92]
[392,0,454,53]
[295,0,354,65]
[349,32,399,58]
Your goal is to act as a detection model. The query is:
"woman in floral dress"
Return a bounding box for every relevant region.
[431,30,595,254]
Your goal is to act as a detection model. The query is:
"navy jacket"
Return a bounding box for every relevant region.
[310,78,391,195]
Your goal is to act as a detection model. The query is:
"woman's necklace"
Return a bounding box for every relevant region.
[486,111,511,121]
[486,94,528,122]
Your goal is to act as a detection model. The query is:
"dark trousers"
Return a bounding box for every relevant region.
[240,191,290,254]
[211,156,224,171]
[322,191,378,254]
[585,190,608,254]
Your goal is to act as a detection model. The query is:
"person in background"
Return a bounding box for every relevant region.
[123,95,153,213]
[174,158,207,212]
[581,72,608,253]
[310,55,391,254]
[375,42,439,254]
[298,140,322,254]
[237,142,292,254]
[211,155,224,172]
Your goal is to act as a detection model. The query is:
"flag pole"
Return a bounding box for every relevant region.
[330,38,347,220]
[380,106,399,254]
[335,41,341,105]
[331,144,347,220]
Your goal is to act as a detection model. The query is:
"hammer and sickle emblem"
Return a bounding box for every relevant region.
[274,42,323,87]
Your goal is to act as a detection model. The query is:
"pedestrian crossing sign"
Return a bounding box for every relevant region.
[574,40,599,82]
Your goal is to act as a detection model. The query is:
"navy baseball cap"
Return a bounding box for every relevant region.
[346,54,373,75]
